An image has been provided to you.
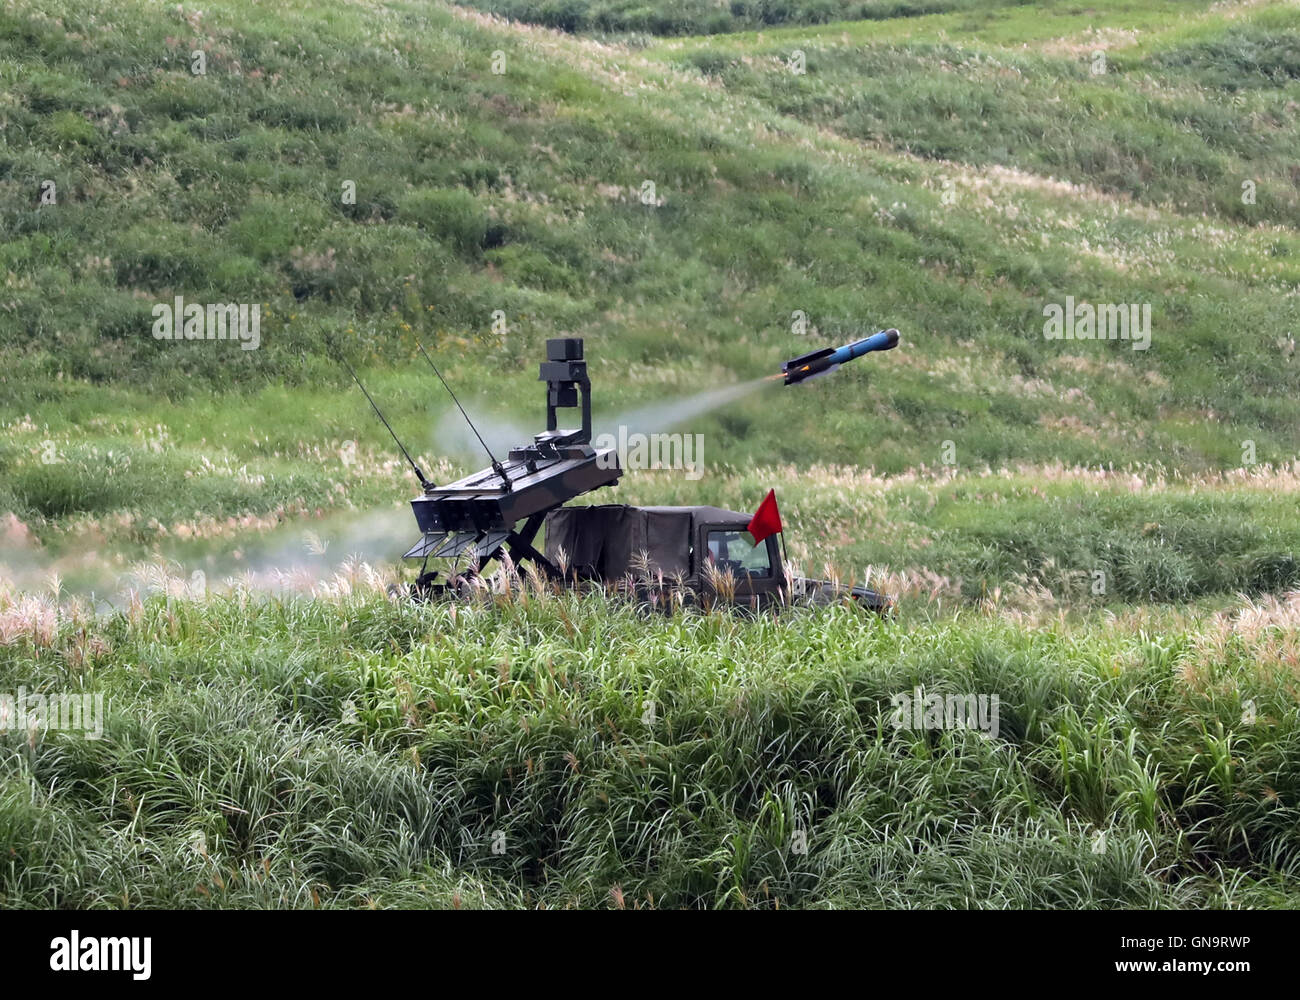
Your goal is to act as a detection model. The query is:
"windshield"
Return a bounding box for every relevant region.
[705,529,774,577]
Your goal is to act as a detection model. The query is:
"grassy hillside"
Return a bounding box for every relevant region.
[3,0,1300,598]
[3,0,1300,909]
[3,0,1299,473]
[453,0,1015,36]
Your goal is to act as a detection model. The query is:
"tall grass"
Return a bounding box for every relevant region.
[2,587,1297,907]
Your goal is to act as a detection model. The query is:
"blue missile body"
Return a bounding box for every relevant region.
[782,329,899,385]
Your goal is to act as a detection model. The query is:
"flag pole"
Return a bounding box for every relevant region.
[774,489,788,566]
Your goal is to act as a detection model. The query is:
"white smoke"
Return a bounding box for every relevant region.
[605,378,771,437]
[432,377,772,459]
[432,399,530,460]
[0,507,417,605]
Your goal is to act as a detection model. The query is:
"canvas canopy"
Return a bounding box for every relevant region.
[543,505,696,579]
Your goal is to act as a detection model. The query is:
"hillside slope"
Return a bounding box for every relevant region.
[3,0,1298,469]
[1,0,1298,599]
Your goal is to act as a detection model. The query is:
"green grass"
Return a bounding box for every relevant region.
[3,588,1299,908]
[668,22,1300,226]
[3,0,1300,908]
[3,0,1299,477]
[453,0,1018,37]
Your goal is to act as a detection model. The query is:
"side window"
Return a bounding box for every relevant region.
[705,530,773,578]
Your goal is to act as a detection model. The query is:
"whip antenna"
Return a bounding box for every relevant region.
[415,339,511,491]
[341,357,431,489]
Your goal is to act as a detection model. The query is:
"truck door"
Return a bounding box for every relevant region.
[699,524,781,607]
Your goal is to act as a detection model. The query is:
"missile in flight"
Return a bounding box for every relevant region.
[780,329,900,385]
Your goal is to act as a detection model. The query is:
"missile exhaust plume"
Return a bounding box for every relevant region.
[608,378,770,436]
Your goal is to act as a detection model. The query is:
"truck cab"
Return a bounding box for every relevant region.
[692,508,784,606]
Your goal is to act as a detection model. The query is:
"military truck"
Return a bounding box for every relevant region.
[352,337,889,612]
[543,503,889,612]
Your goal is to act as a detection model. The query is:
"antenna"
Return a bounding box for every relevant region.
[414,339,512,492]
[341,357,432,490]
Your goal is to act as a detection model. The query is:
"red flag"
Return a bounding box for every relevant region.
[745,489,783,546]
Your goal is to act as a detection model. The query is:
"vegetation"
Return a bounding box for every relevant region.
[454,0,1012,37]
[4,583,1300,908]
[2,0,1299,908]
[3,0,1299,474]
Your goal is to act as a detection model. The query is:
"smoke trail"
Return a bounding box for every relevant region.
[0,508,415,604]
[432,400,530,460]
[433,377,773,456]
[604,378,772,436]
